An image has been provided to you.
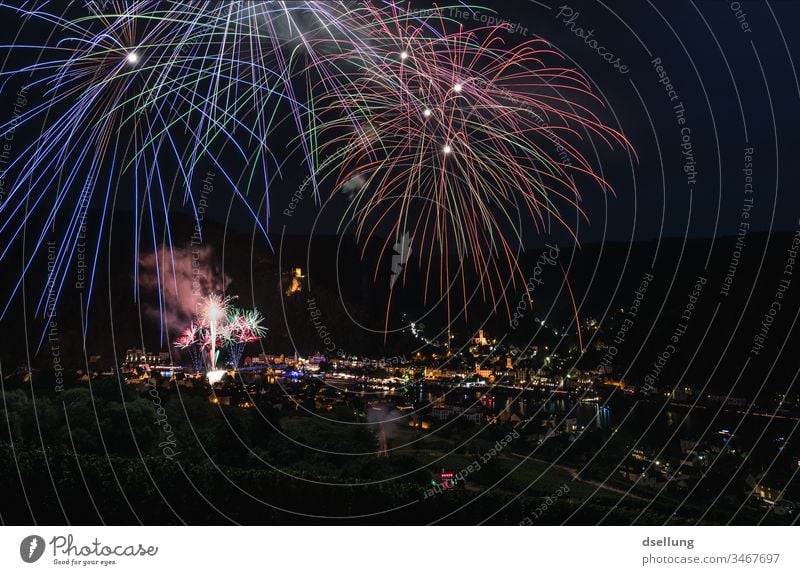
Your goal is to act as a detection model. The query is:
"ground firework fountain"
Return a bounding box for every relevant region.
[174,294,265,384]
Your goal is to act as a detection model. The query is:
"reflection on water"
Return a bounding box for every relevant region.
[322,379,796,447]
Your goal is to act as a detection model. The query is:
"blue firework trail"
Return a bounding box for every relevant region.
[0,0,416,344]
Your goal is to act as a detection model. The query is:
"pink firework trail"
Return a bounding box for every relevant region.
[308,5,635,329]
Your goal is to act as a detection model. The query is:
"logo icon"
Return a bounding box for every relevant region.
[389,232,412,289]
[20,535,46,563]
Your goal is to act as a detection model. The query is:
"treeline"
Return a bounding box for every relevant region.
[0,442,695,525]
[0,378,711,525]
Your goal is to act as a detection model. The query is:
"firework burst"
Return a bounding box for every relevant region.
[197,293,233,371]
[0,1,409,331]
[1,1,632,344]
[308,6,633,323]
[174,321,205,372]
[225,307,267,368]
[174,294,265,373]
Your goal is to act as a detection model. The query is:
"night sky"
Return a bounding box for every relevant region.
[271,0,800,244]
[2,1,800,530]
[1,1,797,248]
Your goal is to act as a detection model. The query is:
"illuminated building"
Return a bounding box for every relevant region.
[434,469,460,490]
[474,364,493,381]
[285,267,305,295]
[123,349,170,369]
[472,329,489,346]
[603,380,625,389]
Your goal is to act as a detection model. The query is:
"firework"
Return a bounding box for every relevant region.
[197,293,233,371]
[174,321,205,372]
[175,294,265,375]
[1,1,632,342]
[0,1,409,332]
[308,6,633,323]
[226,308,267,368]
